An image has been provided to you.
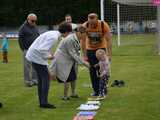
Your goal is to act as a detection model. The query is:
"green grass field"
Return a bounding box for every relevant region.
[0,34,160,120]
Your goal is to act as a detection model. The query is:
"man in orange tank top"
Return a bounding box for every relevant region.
[81,13,112,96]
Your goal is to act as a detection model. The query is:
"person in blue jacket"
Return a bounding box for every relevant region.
[1,32,9,63]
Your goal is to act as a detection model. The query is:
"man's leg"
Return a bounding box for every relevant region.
[23,51,33,86]
[34,64,49,105]
[32,63,55,108]
[89,67,100,95]
[87,50,100,96]
[31,63,38,84]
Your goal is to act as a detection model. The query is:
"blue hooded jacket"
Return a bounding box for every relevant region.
[1,38,9,51]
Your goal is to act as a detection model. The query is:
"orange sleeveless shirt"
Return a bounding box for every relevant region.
[83,20,111,50]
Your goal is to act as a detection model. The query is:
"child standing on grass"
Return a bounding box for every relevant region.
[1,32,9,63]
[95,49,110,100]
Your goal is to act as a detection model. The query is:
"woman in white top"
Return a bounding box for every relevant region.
[26,22,72,109]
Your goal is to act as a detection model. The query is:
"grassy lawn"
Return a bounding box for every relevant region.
[0,34,160,120]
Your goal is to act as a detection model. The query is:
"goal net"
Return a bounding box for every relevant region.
[103,0,159,55]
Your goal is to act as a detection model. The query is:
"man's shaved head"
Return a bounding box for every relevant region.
[88,13,98,19]
[27,13,37,20]
[88,13,98,26]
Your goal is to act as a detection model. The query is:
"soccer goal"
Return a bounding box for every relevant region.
[101,0,160,54]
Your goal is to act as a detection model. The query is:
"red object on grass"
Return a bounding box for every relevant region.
[73,116,94,120]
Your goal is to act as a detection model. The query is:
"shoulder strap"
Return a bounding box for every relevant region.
[86,21,104,34]
[101,21,104,34]
[86,22,89,28]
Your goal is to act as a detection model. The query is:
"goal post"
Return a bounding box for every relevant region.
[101,0,159,55]
[154,1,160,55]
[100,0,105,21]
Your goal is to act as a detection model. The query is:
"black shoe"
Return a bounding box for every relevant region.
[118,80,125,87]
[40,104,56,109]
[33,82,38,86]
[32,80,38,86]
[25,83,35,87]
[0,103,3,108]
[111,80,119,87]
[70,94,79,98]
[90,92,99,97]
[61,97,70,101]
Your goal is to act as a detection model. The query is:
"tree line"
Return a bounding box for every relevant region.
[0,0,157,27]
[0,0,100,27]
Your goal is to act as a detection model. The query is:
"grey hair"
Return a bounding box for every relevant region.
[27,13,37,19]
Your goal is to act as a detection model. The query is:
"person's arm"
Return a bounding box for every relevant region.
[67,40,90,68]
[103,22,112,61]
[18,27,26,51]
[105,32,112,60]
[81,23,88,61]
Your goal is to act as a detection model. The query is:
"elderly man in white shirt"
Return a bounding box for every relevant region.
[26,22,72,109]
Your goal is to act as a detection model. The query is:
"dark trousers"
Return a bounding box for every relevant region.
[2,51,8,63]
[32,63,49,105]
[87,50,100,95]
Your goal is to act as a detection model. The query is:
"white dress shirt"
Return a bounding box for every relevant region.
[26,31,61,65]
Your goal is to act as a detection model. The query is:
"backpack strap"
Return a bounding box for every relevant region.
[101,21,104,34]
[86,22,89,28]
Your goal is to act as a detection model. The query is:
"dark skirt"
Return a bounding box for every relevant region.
[57,65,77,83]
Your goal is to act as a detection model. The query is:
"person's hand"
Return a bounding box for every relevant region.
[49,72,56,81]
[84,61,90,68]
[83,56,88,62]
[107,55,112,63]
[48,54,54,60]
[94,64,99,68]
